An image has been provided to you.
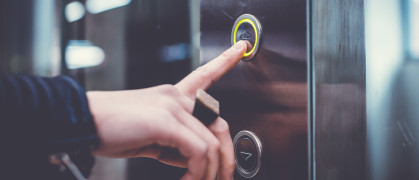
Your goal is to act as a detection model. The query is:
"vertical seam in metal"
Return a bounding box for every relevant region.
[307,0,315,179]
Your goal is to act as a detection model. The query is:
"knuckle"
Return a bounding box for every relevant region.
[159,84,179,96]
[212,139,221,152]
[158,109,174,122]
[220,51,230,60]
[155,97,178,114]
[206,137,221,159]
[195,66,211,80]
[213,119,230,135]
[156,95,171,106]
[166,99,181,113]
[226,157,235,169]
[195,142,208,158]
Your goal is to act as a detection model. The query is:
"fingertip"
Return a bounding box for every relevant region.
[235,40,252,53]
[234,40,247,52]
[244,40,253,52]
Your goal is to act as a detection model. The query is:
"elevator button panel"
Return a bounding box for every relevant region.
[233,130,262,178]
[231,14,262,61]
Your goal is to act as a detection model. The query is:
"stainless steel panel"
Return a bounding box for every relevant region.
[201,0,307,179]
[310,0,366,180]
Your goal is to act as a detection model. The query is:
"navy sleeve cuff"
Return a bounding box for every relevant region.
[0,75,98,154]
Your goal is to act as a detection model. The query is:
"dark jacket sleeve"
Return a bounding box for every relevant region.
[1,74,98,179]
[0,74,98,154]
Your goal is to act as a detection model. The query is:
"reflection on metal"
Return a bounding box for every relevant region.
[311,0,419,179]
[201,0,307,179]
[396,120,415,147]
[86,0,131,14]
[365,1,404,180]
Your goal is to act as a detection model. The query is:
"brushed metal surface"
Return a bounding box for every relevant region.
[201,0,307,179]
[310,0,366,180]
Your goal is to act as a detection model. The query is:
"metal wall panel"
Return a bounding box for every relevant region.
[201,0,307,179]
[310,0,366,180]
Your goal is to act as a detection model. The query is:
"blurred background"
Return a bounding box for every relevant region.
[0,0,199,179]
[1,0,419,179]
[366,0,419,179]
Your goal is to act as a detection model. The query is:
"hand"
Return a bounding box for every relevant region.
[87,41,248,180]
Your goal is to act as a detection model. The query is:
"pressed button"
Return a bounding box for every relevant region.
[236,23,256,50]
[231,14,262,61]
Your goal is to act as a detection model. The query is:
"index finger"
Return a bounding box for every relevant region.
[175,41,248,98]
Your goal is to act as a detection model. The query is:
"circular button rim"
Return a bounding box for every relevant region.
[234,19,257,57]
[231,14,262,61]
[233,130,262,178]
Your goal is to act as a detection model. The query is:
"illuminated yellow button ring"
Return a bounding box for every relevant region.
[231,14,262,61]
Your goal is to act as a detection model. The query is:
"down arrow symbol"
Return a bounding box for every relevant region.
[240,151,253,161]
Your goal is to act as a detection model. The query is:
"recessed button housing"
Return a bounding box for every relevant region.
[236,137,258,171]
[231,14,262,61]
[233,130,262,178]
